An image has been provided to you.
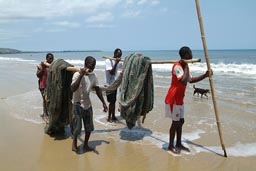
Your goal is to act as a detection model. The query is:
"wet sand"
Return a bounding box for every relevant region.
[0,69,256,171]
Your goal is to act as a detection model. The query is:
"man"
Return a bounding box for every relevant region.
[36,53,54,118]
[104,48,122,122]
[71,56,108,152]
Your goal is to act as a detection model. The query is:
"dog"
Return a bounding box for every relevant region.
[193,85,210,98]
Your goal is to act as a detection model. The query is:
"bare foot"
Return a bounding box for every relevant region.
[112,117,118,122]
[72,139,78,152]
[176,144,190,152]
[83,145,94,152]
[168,146,180,154]
[72,145,78,152]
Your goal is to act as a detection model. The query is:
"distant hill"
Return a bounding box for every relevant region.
[0,48,22,54]
[0,48,102,54]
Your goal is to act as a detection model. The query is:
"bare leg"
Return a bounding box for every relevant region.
[168,121,180,154]
[40,89,46,117]
[72,135,78,152]
[83,132,94,151]
[111,102,117,121]
[176,119,190,152]
[107,103,113,122]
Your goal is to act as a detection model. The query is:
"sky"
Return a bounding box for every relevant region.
[0,0,255,51]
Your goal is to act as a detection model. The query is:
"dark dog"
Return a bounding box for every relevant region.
[193,85,210,98]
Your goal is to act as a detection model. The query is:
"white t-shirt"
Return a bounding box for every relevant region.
[104,59,122,85]
[72,72,99,110]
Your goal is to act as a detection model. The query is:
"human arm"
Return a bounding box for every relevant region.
[178,60,190,85]
[109,58,121,75]
[189,70,212,83]
[70,69,87,92]
[36,62,45,78]
[94,86,108,112]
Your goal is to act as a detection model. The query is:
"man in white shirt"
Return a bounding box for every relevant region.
[71,56,108,153]
[104,48,122,122]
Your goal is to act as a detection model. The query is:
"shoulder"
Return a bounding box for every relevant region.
[89,72,98,80]
[37,63,43,69]
[72,72,81,79]
[173,62,183,72]
[173,63,184,78]
[73,71,80,76]
[105,59,112,64]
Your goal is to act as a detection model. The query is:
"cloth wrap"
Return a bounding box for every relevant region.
[44,59,74,134]
[106,53,154,129]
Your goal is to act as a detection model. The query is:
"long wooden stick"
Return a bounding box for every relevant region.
[43,61,92,74]
[195,0,227,157]
[102,56,201,64]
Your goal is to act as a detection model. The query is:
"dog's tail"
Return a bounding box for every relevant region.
[193,85,196,89]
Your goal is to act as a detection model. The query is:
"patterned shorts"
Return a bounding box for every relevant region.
[71,104,94,136]
[165,104,184,121]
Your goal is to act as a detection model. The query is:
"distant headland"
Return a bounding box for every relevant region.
[0,48,22,54]
[0,48,102,54]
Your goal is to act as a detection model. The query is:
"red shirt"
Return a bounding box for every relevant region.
[38,64,49,89]
[165,62,189,105]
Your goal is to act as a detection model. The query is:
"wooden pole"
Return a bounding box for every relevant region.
[102,56,201,64]
[43,61,92,74]
[195,0,227,157]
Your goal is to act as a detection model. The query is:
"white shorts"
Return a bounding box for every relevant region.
[165,104,184,121]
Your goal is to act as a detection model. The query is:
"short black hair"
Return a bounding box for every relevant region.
[84,56,96,63]
[46,53,54,59]
[179,46,191,58]
[114,48,122,55]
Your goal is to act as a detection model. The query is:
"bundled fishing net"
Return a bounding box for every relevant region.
[45,59,74,135]
[106,53,154,129]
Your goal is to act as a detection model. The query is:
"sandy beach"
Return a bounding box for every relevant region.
[0,65,255,171]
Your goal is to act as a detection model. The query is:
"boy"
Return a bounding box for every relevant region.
[165,46,211,154]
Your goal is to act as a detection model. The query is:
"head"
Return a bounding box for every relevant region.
[179,46,192,60]
[84,56,96,71]
[114,48,122,58]
[46,53,54,64]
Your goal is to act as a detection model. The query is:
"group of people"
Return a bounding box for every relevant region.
[36,47,211,154]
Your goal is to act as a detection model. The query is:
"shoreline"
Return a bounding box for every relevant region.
[0,65,256,170]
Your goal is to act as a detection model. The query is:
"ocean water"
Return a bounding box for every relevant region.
[1,49,255,108]
[0,49,256,157]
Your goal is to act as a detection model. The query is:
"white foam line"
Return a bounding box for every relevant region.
[94,114,119,127]
[94,120,256,157]
[24,118,45,124]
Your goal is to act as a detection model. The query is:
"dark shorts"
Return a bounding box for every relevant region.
[107,90,117,103]
[71,104,94,136]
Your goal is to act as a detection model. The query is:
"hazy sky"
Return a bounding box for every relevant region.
[0,0,255,51]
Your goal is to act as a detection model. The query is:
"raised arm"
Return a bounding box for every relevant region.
[109,57,121,75]
[71,68,87,92]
